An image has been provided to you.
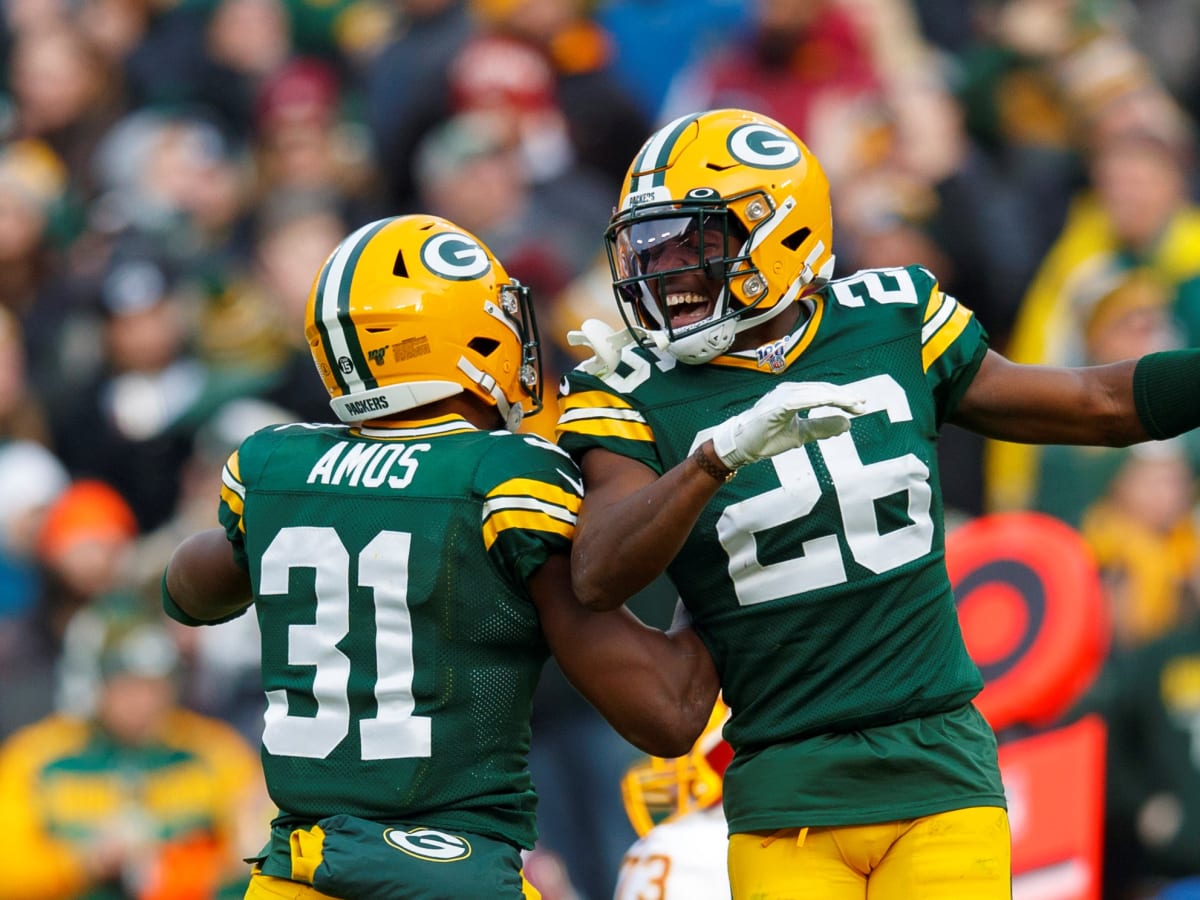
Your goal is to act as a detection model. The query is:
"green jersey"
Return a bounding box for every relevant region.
[557,265,1006,831]
[218,413,582,851]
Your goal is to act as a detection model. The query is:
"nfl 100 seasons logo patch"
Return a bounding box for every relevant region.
[756,338,787,373]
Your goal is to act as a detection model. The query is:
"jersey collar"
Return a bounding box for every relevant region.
[353,413,479,439]
[709,295,823,373]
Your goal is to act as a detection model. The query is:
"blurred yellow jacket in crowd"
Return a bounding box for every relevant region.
[987,194,1200,512]
[0,707,259,900]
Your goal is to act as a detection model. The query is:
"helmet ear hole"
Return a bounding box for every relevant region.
[468,336,501,356]
[781,227,812,251]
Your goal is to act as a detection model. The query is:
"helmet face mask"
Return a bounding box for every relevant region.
[305,216,542,428]
[606,109,835,364]
[607,204,752,350]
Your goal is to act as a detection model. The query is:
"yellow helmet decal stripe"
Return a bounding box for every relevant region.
[314,217,397,395]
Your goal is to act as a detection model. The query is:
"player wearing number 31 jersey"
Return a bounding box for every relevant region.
[558,108,1200,899]
[161,214,717,900]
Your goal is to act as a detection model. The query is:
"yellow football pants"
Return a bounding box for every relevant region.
[243,869,542,899]
[727,806,1011,900]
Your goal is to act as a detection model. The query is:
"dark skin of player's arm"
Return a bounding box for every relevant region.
[164,397,718,759]
[570,338,1156,612]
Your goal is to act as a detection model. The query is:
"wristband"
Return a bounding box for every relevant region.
[693,446,736,483]
[1132,349,1200,440]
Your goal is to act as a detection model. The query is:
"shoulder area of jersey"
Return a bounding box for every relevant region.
[823,264,940,311]
[487,428,574,460]
[563,318,674,383]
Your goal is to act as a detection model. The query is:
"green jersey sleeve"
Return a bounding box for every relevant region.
[475,433,584,587]
[554,370,664,472]
[217,447,251,573]
[913,267,989,424]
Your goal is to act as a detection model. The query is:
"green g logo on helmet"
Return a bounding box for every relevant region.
[421,233,492,281]
[727,124,801,169]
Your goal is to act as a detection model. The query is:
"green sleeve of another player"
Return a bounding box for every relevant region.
[477,434,585,587]
[915,270,990,424]
[554,369,663,473]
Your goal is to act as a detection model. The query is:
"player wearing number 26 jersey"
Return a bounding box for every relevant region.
[559,261,1003,831]
[560,108,1200,899]
[162,214,717,900]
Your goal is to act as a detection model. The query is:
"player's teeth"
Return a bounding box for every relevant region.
[667,293,706,307]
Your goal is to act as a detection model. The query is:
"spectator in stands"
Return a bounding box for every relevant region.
[364,0,476,210]
[0,439,68,620]
[1080,440,1199,649]
[3,19,124,201]
[1033,269,1187,527]
[468,0,650,190]
[0,601,262,898]
[1074,613,1200,897]
[250,57,379,225]
[659,0,881,149]
[990,94,1200,511]
[0,479,139,738]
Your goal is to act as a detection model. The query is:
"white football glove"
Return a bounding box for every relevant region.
[566,318,636,376]
[711,382,867,470]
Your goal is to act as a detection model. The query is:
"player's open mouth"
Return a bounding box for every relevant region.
[666,291,714,329]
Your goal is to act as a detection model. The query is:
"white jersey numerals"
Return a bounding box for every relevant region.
[697,374,934,606]
[259,526,432,760]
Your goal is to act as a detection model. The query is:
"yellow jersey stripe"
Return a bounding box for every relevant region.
[921,291,956,343]
[225,450,242,485]
[487,478,582,513]
[558,390,636,412]
[922,302,973,371]
[220,451,247,533]
[220,484,246,533]
[483,508,576,550]
[556,416,655,443]
[923,287,946,324]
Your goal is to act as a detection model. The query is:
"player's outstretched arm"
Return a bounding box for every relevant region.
[951,348,1200,446]
[530,553,719,758]
[163,528,253,625]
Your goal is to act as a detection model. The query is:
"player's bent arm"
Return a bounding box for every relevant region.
[572,446,728,611]
[530,553,719,758]
[951,350,1146,445]
[163,528,253,624]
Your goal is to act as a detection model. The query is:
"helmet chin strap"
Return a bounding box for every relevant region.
[457,357,523,431]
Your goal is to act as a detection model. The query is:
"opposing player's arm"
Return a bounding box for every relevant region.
[529,552,719,758]
[163,528,253,625]
[951,348,1200,446]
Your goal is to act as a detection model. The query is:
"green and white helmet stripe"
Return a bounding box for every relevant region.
[314,216,397,395]
[623,112,702,207]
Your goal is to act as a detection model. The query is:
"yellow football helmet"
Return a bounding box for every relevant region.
[621,696,733,837]
[305,215,542,428]
[605,108,834,364]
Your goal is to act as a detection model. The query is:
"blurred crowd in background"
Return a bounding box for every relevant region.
[0,0,1198,898]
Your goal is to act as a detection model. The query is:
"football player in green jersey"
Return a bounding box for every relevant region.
[556,108,1200,900]
[160,214,718,900]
